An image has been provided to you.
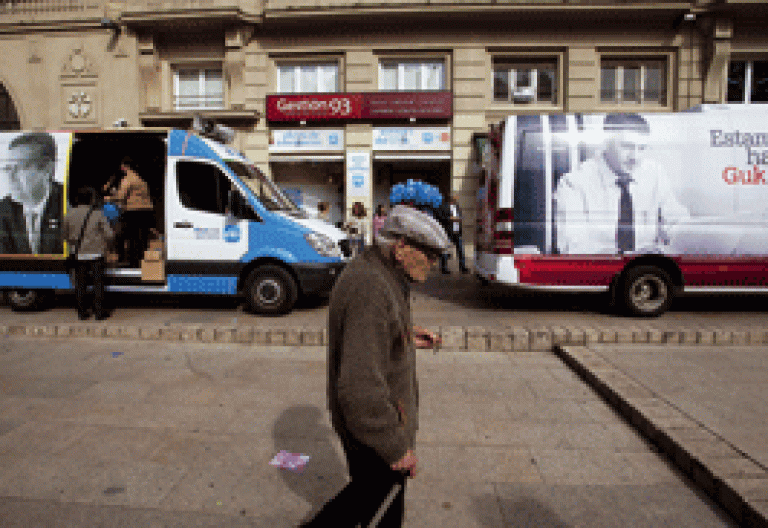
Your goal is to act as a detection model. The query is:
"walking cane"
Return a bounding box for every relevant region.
[365,482,403,528]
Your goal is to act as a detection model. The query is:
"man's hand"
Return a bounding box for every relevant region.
[391,449,418,477]
[413,326,441,349]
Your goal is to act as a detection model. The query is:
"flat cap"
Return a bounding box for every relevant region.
[378,204,451,254]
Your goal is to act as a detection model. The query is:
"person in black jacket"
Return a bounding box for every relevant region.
[300,205,450,528]
[63,187,114,320]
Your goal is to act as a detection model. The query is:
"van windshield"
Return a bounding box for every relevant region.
[225,161,300,213]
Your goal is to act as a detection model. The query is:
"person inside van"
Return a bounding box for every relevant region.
[554,113,689,255]
[105,156,154,267]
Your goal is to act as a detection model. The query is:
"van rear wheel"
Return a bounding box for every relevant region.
[245,265,298,315]
[6,289,52,312]
[621,266,673,317]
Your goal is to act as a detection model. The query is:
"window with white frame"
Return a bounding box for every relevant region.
[600,58,667,105]
[174,67,224,110]
[727,60,768,103]
[277,63,339,93]
[493,58,558,104]
[379,60,445,91]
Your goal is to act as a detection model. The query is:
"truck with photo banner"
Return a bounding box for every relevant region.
[475,105,768,316]
[0,118,350,314]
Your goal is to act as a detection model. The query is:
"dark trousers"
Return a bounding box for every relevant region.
[74,257,106,319]
[302,436,407,528]
[121,210,154,267]
[440,233,467,272]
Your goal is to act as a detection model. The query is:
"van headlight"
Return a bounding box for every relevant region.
[305,232,342,258]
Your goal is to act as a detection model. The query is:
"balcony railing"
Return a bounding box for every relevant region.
[0,0,102,22]
[264,0,694,9]
[119,0,261,17]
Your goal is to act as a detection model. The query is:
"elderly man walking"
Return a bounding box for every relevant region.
[300,204,450,528]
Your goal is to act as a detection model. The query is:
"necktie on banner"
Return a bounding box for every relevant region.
[616,178,634,254]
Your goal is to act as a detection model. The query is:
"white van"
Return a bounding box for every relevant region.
[476,105,768,316]
[0,121,350,314]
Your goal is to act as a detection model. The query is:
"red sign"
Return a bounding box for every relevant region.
[266,91,452,122]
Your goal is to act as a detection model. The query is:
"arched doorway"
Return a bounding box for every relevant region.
[0,84,20,130]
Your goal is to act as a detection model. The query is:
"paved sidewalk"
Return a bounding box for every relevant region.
[557,344,768,527]
[0,337,735,527]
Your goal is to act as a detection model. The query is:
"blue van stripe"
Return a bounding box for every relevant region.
[0,272,70,289]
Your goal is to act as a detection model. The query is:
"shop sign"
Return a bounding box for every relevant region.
[269,129,345,152]
[373,127,451,151]
[346,151,371,196]
[267,91,452,122]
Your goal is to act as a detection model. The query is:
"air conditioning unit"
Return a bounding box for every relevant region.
[513,86,535,102]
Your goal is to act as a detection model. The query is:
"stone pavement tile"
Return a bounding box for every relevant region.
[428,445,543,484]
[144,381,223,406]
[59,425,170,463]
[517,399,594,423]
[493,483,737,527]
[531,449,642,485]
[722,476,768,503]
[226,402,332,439]
[160,462,310,524]
[0,456,187,507]
[0,496,265,528]
[73,380,153,403]
[417,409,482,444]
[622,452,686,484]
[525,375,595,400]
[0,396,63,422]
[404,486,506,528]
[150,404,239,432]
[517,422,643,451]
[577,399,623,424]
[0,377,97,399]
[54,401,238,431]
[65,460,188,508]
[0,421,93,458]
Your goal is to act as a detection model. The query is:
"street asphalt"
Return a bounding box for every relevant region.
[0,335,761,527]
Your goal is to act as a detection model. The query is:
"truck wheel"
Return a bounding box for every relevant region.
[245,265,298,315]
[621,266,673,317]
[6,289,51,312]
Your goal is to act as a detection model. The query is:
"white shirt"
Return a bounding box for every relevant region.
[21,187,51,254]
[554,154,689,255]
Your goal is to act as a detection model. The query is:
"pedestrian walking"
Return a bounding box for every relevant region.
[300,204,450,528]
[372,204,387,239]
[63,187,114,320]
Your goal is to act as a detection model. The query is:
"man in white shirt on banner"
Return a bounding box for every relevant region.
[554,113,689,255]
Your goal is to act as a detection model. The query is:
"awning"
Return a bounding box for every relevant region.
[373,153,451,161]
[269,154,345,162]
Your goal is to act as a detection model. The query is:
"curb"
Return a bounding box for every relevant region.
[1,323,767,350]
[555,344,768,528]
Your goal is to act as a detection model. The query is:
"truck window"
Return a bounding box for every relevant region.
[225,161,301,214]
[176,161,234,215]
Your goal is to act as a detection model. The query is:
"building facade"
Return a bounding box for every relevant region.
[1,0,766,251]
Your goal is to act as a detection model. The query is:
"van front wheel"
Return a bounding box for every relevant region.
[6,289,52,312]
[245,265,298,315]
[621,266,673,317]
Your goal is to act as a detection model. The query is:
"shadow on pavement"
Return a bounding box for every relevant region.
[471,492,570,528]
[271,405,347,521]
